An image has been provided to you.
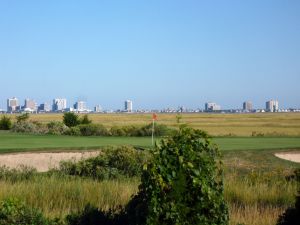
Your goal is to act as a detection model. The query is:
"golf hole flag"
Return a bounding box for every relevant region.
[152,113,157,120]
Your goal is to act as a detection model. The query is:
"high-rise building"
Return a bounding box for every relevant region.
[243,101,253,111]
[205,102,221,111]
[94,105,102,113]
[53,98,67,111]
[266,100,279,112]
[74,101,86,112]
[24,99,37,111]
[125,100,133,112]
[38,103,51,112]
[7,97,19,112]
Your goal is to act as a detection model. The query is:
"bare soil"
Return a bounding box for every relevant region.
[0,151,100,172]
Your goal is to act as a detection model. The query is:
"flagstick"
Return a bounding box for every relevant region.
[152,118,155,146]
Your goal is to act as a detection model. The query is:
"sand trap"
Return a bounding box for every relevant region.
[0,151,100,172]
[275,152,300,163]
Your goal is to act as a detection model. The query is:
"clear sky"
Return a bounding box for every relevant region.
[0,0,299,110]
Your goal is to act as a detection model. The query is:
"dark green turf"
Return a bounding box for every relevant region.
[0,131,300,153]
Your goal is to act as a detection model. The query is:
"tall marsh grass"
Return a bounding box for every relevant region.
[0,175,139,218]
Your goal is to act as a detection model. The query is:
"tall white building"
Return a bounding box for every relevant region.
[74,101,86,112]
[266,100,279,112]
[94,105,102,113]
[7,97,19,112]
[243,101,253,111]
[205,102,221,111]
[125,100,133,112]
[24,99,37,111]
[53,98,67,111]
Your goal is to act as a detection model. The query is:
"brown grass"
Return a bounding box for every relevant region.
[6,112,300,136]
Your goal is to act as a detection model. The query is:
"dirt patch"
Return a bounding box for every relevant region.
[0,151,100,172]
[275,152,300,163]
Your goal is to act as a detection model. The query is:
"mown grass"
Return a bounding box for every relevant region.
[1,131,300,153]
[5,112,300,136]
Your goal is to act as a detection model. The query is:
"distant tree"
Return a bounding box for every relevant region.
[0,115,12,130]
[81,114,92,125]
[16,113,30,123]
[63,112,80,127]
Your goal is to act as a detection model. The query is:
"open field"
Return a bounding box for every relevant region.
[1,131,300,153]
[3,112,300,136]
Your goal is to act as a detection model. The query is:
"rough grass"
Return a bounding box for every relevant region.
[0,148,299,224]
[5,112,300,136]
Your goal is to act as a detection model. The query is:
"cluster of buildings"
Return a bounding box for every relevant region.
[2,97,298,114]
[4,97,134,114]
[204,100,280,112]
[5,97,98,113]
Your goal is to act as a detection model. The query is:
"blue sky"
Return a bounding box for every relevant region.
[0,0,299,110]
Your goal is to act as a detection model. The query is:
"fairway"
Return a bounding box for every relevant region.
[1,131,300,153]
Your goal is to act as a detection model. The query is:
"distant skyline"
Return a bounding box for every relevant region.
[1,1,300,110]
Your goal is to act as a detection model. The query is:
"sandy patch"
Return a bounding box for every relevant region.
[275,152,300,163]
[0,151,100,172]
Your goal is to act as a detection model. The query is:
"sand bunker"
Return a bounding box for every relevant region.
[0,151,100,172]
[275,152,300,163]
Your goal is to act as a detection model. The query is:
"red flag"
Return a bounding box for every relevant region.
[152,113,157,120]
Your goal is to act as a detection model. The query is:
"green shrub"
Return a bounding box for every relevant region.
[129,127,229,225]
[0,116,12,130]
[11,121,48,134]
[0,198,51,225]
[16,113,30,123]
[59,146,150,180]
[64,126,81,136]
[78,124,110,136]
[80,115,92,125]
[66,204,126,225]
[63,112,80,127]
[110,126,127,136]
[47,121,69,135]
[277,168,300,225]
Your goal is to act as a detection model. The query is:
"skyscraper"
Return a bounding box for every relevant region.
[74,101,86,112]
[24,99,37,111]
[94,105,102,113]
[205,102,221,111]
[53,98,67,111]
[266,100,279,112]
[7,97,19,112]
[125,100,133,112]
[243,101,253,111]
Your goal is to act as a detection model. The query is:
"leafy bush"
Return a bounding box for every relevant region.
[0,116,12,130]
[110,124,174,137]
[59,146,150,180]
[110,126,127,136]
[63,112,80,127]
[80,115,92,125]
[78,124,110,136]
[11,121,48,134]
[47,121,69,135]
[277,168,300,225]
[128,127,229,225]
[16,113,30,123]
[64,126,81,136]
[0,198,51,225]
[66,204,126,225]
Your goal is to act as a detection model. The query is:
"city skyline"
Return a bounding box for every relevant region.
[2,96,296,112]
[0,1,300,109]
